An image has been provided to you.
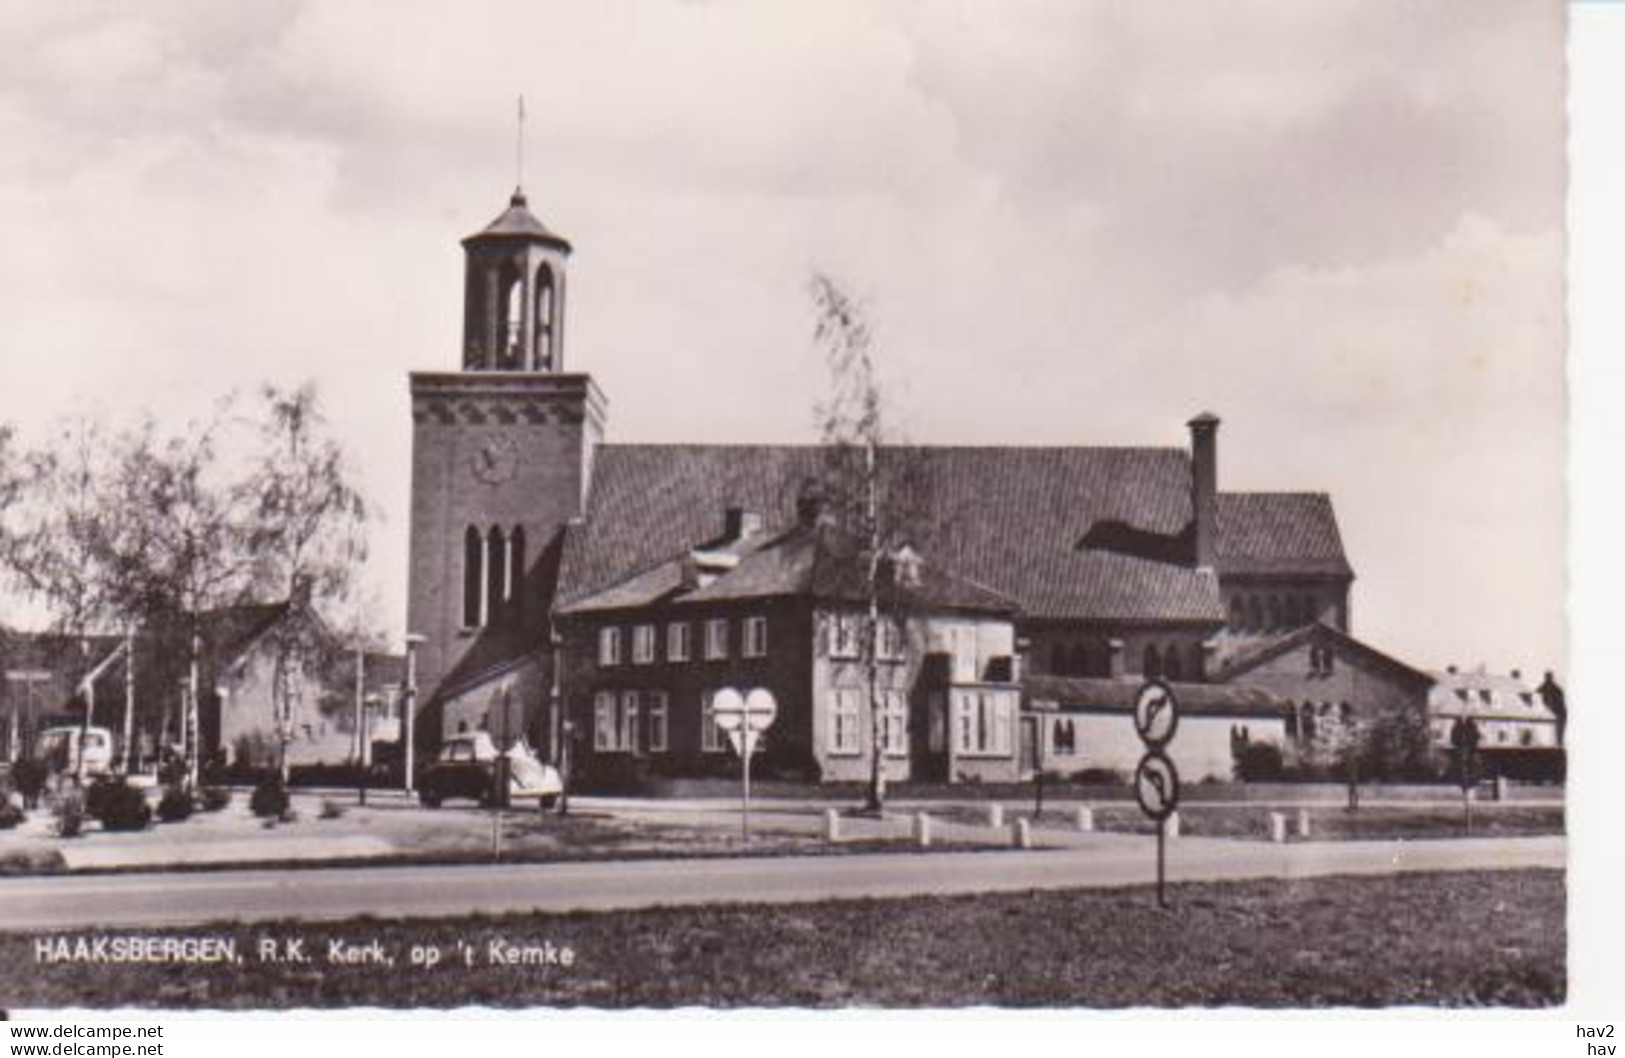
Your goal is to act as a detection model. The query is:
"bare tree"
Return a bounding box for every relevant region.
[809,274,934,813]
[243,383,370,781]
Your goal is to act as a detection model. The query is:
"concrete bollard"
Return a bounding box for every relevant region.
[1296,808,1311,839]
[824,808,840,843]
[1076,806,1094,833]
[987,803,1004,828]
[1012,817,1031,849]
[1164,811,1180,839]
[1269,811,1287,844]
[913,811,932,848]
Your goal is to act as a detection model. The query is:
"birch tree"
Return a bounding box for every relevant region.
[243,383,369,781]
[810,274,933,813]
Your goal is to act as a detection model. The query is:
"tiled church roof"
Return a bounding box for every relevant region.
[558,444,1342,625]
[1215,492,1352,577]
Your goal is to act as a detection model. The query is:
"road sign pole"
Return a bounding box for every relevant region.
[1157,817,1167,909]
[742,728,751,842]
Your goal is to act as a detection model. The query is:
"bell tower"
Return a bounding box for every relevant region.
[461,188,570,372]
[406,184,606,739]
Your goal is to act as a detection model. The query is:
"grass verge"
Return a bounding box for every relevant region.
[0,868,1563,1009]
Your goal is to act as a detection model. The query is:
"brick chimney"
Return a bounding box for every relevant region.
[1188,412,1220,570]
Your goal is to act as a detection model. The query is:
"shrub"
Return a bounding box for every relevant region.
[1068,767,1127,786]
[0,800,25,829]
[1233,741,1285,783]
[249,778,289,819]
[92,780,153,832]
[156,785,195,823]
[10,759,49,810]
[198,786,232,812]
[53,788,86,838]
[318,798,345,820]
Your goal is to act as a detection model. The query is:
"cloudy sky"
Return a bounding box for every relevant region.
[0,0,1566,672]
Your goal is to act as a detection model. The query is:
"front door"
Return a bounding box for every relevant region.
[1019,715,1040,777]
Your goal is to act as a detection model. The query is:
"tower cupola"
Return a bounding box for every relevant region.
[461,187,571,372]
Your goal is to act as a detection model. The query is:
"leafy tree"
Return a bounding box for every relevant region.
[0,420,130,777]
[98,407,257,786]
[809,274,935,813]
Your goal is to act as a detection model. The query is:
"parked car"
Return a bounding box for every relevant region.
[35,726,115,777]
[417,731,562,809]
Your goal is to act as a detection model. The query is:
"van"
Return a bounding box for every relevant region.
[35,726,115,776]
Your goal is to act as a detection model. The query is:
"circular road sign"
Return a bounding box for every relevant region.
[743,688,779,732]
[1132,679,1180,748]
[1133,751,1181,822]
[711,688,746,732]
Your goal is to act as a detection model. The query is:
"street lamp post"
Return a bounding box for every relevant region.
[403,633,424,797]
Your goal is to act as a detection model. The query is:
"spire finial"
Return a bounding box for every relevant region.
[514,94,526,197]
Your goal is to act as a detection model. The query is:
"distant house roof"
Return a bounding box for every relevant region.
[558,521,1021,617]
[1427,667,1557,722]
[1215,622,1431,688]
[1215,492,1353,578]
[1023,675,1289,719]
[556,444,1341,625]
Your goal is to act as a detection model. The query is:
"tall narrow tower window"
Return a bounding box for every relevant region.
[509,526,527,610]
[501,267,525,369]
[463,526,485,628]
[486,526,508,623]
[534,264,556,371]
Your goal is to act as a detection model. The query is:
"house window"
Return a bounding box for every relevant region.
[632,624,656,665]
[667,622,691,662]
[593,691,618,752]
[705,618,730,660]
[954,690,1012,756]
[646,692,668,753]
[1163,647,1183,682]
[598,626,622,667]
[1143,645,1163,679]
[876,618,904,662]
[1519,728,1534,747]
[618,691,641,753]
[743,616,768,658]
[1052,718,1077,756]
[830,613,862,659]
[829,689,862,755]
[701,690,724,753]
[880,690,908,757]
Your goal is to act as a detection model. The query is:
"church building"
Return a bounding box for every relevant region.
[404,185,1372,785]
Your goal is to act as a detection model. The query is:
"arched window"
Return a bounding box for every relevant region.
[1163,646,1183,682]
[1300,702,1316,741]
[1248,597,1264,631]
[1230,596,1246,629]
[1188,643,1205,682]
[486,526,508,623]
[463,526,484,628]
[533,264,556,370]
[1067,643,1090,677]
[1143,644,1163,679]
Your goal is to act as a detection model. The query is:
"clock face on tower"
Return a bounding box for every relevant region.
[471,435,519,484]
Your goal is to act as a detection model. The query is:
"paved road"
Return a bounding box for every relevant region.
[0,834,1563,931]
